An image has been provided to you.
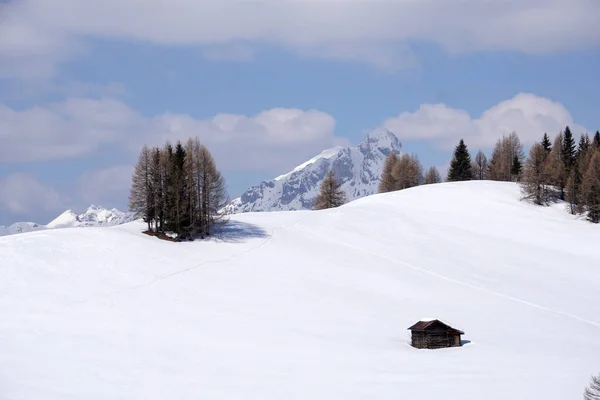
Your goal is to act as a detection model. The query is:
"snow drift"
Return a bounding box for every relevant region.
[0,181,599,399]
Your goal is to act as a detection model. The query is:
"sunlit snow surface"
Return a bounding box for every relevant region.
[1,181,599,399]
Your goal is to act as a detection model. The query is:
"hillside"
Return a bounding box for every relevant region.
[224,128,402,214]
[1,181,599,399]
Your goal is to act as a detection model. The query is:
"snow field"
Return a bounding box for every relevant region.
[0,181,599,399]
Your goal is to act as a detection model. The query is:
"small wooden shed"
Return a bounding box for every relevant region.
[408,319,464,349]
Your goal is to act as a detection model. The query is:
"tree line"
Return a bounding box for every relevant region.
[128,137,228,240]
[377,127,600,223]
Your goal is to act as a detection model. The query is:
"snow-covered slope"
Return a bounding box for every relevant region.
[224,128,402,214]
[0,206,136,236]
[1,181,599,399]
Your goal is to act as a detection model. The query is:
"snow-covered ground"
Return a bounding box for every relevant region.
[1,181,599,399]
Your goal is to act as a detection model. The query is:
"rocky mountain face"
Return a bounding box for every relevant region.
[224,128,402,214]
[0,206,136,236]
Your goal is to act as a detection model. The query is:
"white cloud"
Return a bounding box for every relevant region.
[0,97,345,172]
[381,93,588,150]
[0,173,66,215]
[1,0,599,77]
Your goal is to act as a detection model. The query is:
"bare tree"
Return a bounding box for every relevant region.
[520,143,552,206]
[472,150,488,180]
[584,372,600,400]
[379,152,398,193]
[313,169,347,210]
[423,166,442,185]
[488,132,525,181]
[392,153,422,190]
[546,132,566,200]
[199,144,228,237]
[129,145,154,232]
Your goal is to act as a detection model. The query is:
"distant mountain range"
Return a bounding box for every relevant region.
[0,206,136,237]
[224,128,403,214]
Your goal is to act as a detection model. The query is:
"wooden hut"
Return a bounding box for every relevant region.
[408,319,464,349]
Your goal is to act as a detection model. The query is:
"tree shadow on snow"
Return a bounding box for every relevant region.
[209,220,270,243]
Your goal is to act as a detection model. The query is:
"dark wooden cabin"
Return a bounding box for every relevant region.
[408,319,464,349]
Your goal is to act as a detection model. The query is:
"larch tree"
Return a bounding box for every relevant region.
[520,143,551,206]
[546,132,566,200]
[392,153,422,190]
[472,150,488,180]
[129,144,154,232]
[313,169,347,210]
[584,372,600,400]
[566,134,592,214]
[423,166,442,185]
[488,131,525,181]
[447,139,472,181]
[378,152,398,193]
[582,151,600,223]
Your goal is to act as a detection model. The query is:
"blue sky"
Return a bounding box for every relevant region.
[0,0,599,226]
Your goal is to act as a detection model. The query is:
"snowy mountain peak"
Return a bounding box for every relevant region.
[224,129,403,214]
[1,206,137,236]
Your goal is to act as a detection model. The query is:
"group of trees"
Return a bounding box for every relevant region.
[128,137,228,239]
[521,128,600,222]
[376,126,600,223]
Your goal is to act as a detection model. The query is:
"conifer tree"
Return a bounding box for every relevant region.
[423,166,442,184]
[488,131,525,181]
[562,126,577,175]
[313,169,347,210]
[447,139,472,181]
[582,152,600,223]
[129,145,154,232]
[594,131,600,151]
[510,154,522,181]
[584,372,600,399]
[546,132,566,200]
[520,143,551,205]
[472,150,488,180]
[378,152,398,193]
[542,133,552,154]
[392,153,422,190]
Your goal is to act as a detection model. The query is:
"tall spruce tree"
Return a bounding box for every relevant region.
[510,154,522,181]
[562,126,577,174]
[593,131,600,151]
[542,133,552,154]
[447,139,472,181]
[313,169,347,210]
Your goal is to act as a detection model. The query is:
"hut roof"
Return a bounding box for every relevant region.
[407,319,464,335]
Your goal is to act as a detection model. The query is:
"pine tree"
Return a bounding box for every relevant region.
[171,141,188,235]
[584,372,600,400]
[423,166,442,184]
[378,152,398,193]
[582,152,600,223]
[520,143,551,206]
[594,131,600,151]
[313,169,347,210]
[447,139,472,181]
[472,150,488,180]
[129,145,154,232]
[542,133,552,154]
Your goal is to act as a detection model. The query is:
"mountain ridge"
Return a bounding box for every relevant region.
[224,128,403,214]
[0,205,136,236]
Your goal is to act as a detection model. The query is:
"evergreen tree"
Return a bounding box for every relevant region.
[172,141,188,235]
[447,139,472,181]
[520,143,551,206]
[378,152,398,193]
[510,154,522,181]
[582,152,600,223]
[313,169,347,210]
[423,166,442,185]
[584,372,600,400]
[541,133,552,154]
[562,126,577,174]
[593,131,600,151]
[566,165,583,215]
